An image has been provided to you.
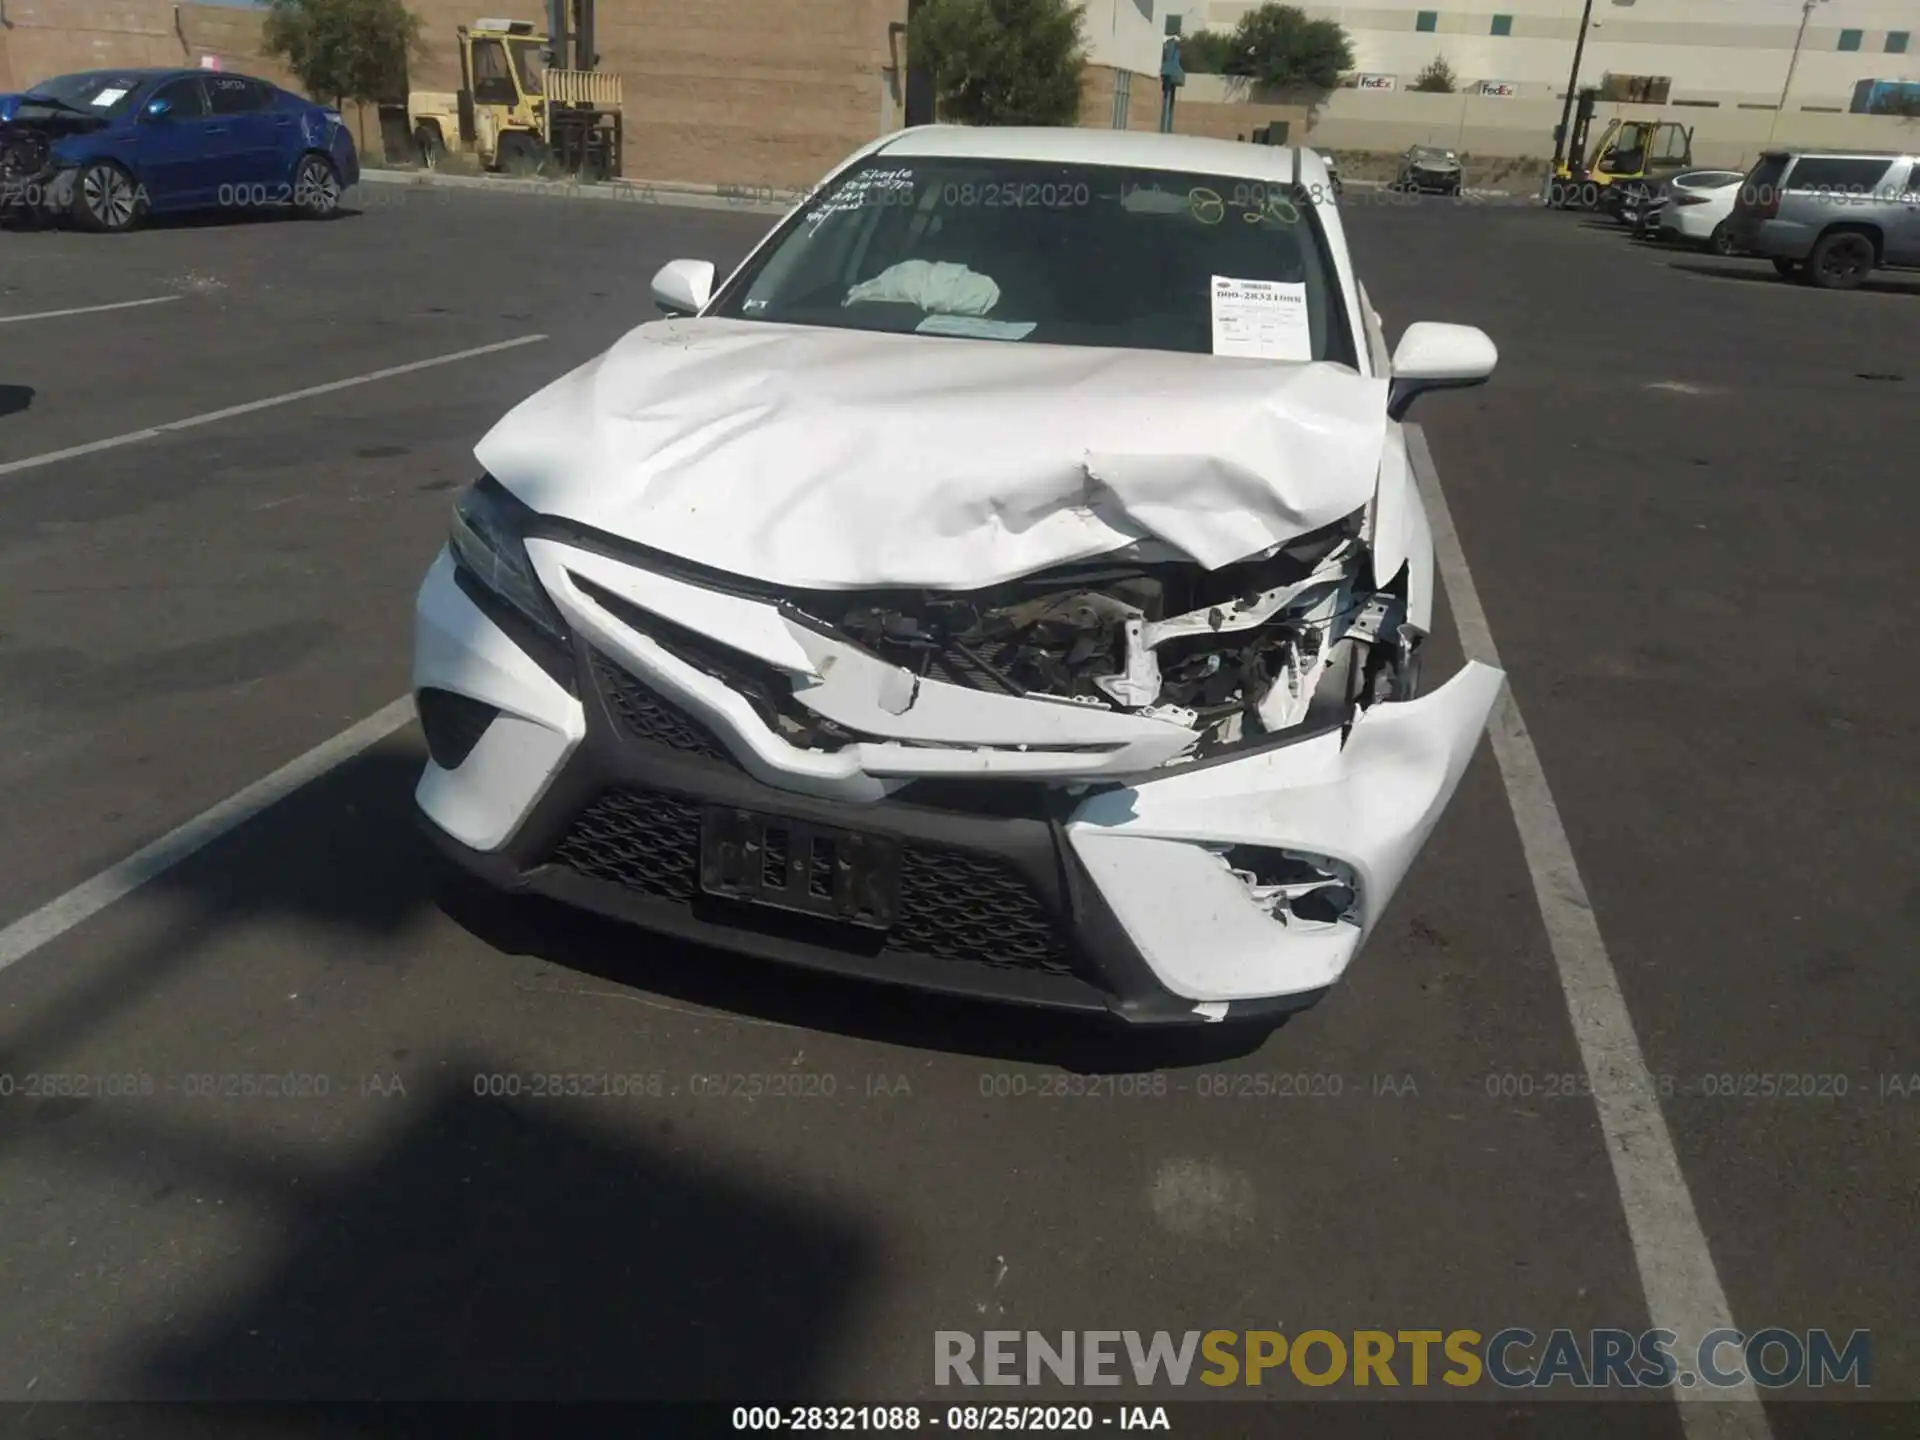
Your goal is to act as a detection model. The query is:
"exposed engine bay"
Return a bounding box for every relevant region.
[0,128,53,193]
[1,108,108,213]
[576,512,1422,769]
[798,514,1421,763]
[0,121,75,223]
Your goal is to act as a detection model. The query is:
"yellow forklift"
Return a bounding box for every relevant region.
[407,5,622,180]
[1550,88,1693,209]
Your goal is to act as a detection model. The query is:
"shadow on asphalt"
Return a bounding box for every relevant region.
[0,385,32,418]
[0,735,1270,1084]
[1668,259,1920,296]
[138,206,320,231]
[88,1079,871,1403]
[437,863,1276,1074]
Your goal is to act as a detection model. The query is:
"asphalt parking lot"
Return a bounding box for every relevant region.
[0,180,1914,1434]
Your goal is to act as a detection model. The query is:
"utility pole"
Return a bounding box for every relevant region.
[903,0,934,125]
[1160,28,1185,134]
[1768,0,1824,146]
[1541,0,1598,202]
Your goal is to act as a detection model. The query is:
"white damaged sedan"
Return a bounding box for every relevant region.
[413,127,1503,1026]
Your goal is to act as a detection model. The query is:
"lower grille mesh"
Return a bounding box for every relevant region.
[548,787,1075,975]
[890,847,1070,971]
[551,790,701,901]
[593,652,734,764]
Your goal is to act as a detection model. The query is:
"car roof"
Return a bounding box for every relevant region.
[875,125,1320,185]
[47,67,278,86]
[50,68,192,80]
[1763,148,1914,162]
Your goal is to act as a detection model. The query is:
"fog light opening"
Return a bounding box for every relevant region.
[1289,884,1357,925]
[417,687,500,771]
[1214,845,1361,929]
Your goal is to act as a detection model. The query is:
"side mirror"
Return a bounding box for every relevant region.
[1388,322,1497,420]
[651,258,715,317]
[144,97,173,121]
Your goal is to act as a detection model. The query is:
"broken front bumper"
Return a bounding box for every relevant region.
[0,124,72,220]
[412,542,1502,1026]
[0,166,72,219]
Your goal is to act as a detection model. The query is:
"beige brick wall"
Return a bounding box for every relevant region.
[599,0,909,186]
[1175,98,1313,142]
[0,1,301,88]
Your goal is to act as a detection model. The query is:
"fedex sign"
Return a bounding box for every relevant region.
[1354,73,1397,91]
[1478,80,1517,97]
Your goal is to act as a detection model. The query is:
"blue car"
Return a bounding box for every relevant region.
[0,68,359,232]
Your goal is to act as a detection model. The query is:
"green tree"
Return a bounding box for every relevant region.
[1221,3,1354,92]
[262,0,422,111]
[908,0,1087,126]
[1410,56,1458,93]
[1178,30,1237,76]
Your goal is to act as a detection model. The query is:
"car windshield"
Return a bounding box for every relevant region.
[22,71,146,116]
[710,157,1357,367]
[510,40,546,95]
[1411,147,1453,162]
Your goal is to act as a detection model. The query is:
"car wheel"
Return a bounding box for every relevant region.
[497,134,546,179]
[1771,258,1800,278]
[1706,221,1734,257]
[1806,231,1873,290]
[292,153,342,219]
[414,124,446,171]
[70,160,143,234]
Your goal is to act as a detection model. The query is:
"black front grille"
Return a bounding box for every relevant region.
[550,788,701,900]
[892,846,1072,973]
[593,651,735,764]
[547,787,1075,975]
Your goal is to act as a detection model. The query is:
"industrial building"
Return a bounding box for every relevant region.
[1198,0,1920,110]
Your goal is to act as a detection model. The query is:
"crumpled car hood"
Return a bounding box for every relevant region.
[475,317,1389,589]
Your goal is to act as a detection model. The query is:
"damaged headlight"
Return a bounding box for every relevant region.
[448,475,568,642]
[803,512,1422,763]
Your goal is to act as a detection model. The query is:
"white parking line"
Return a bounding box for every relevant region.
[0,700,415,974]
[0,334,548,480]
[0,296,182,325]
[1406,423,1771,1437]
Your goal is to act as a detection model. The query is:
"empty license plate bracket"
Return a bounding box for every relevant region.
[698,807,900,929]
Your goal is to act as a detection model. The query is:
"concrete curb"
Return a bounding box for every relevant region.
[1343,177,1539,203]
[352,166,795,216]
[352,163,1541,213]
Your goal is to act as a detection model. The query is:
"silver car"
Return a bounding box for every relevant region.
[1728,148,1920,289]
[1394,145,1462,196]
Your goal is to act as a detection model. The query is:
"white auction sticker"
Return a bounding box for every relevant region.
[1210,275,1311,361]
[91,87,130,107]
[915,315,1036,341]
